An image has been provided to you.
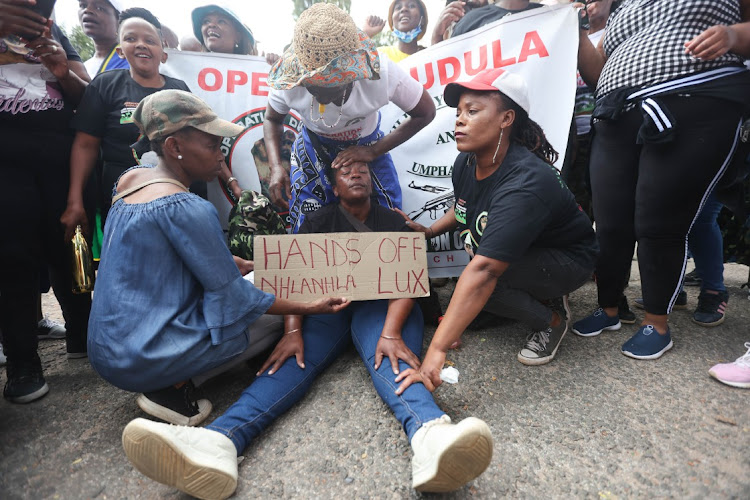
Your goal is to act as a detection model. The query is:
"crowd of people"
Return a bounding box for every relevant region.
[2,0,750,498]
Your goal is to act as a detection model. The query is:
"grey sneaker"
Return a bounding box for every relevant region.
[518,296,568,366]
[37,318,66,340]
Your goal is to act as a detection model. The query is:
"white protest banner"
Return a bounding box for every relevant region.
[254,233,430,302]
[162,5,577,277]
[162,51,298,227]
[381,5,579,277]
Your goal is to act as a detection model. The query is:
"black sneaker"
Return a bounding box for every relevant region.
[37,318,66,340]
[136,381,212,426]
[692,290,729,327]
[3,355,49,404]
[518,296,568,366]
[633,291,688,311]
[617,295,636,324]
[684,269,702,287]
[65,334,87,359]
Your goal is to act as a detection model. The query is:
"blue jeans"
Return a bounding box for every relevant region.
[207,301,445,454]
[688,193,725,292]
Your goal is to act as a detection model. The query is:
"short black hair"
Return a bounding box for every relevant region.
[119,7,163,37]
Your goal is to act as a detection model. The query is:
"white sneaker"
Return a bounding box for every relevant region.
[411,415,493,492]
[122,418,238,500]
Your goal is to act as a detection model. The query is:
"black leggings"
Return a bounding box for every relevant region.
[590,95,742,315]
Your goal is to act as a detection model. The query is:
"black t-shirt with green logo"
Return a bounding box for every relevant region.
[451,144,597,266]
[72,69,190,196]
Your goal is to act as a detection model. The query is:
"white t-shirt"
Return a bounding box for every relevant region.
[268,57,423,141]
[84,56,105,78]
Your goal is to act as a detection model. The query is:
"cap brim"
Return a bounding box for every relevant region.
[193,117,245,138]
[444,81,500,108]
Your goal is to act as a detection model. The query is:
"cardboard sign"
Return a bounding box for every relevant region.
[254,233,430,302]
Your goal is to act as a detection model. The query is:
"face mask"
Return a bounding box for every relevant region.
[392,20,423,43]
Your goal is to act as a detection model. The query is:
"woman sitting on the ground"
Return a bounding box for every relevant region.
[396,68,599,389]
[121,160,494,499]
[87,90,349,427]
[264,3,435,231]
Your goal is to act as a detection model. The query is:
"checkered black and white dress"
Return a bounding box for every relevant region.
[596,0,744,98]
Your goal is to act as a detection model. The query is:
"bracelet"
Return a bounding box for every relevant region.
[227,176,239,185]
[380,335,401,340]
[285,328,301,336]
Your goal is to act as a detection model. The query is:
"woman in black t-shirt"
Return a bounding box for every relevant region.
[395,68,598,393]
[61,8,190,241]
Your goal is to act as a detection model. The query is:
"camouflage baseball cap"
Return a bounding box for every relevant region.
[133,90,244,141]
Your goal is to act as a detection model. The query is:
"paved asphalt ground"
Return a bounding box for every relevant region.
[1,262,748,499]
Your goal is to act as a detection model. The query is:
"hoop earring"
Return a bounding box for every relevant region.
[492,128,504,164]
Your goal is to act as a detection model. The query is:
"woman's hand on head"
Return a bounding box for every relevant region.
[0,0,47,39]
[309,297,350,315]
[394,348,445,394]
[685,25,738,61]
[375,334,421,374]
[331,145,378,169]
[257,330,305,375]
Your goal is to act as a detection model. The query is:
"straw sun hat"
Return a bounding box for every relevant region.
[268,3,380,90]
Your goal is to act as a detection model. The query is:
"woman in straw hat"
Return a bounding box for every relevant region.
[88,89,349,431]
[264,2,435,232]
[363,0,429,63]
[395,68,598,390]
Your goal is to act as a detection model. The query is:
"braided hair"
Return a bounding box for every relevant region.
[497,93,559,166]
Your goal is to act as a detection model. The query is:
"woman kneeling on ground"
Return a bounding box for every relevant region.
[88,90,348,427]
[121,160,493,498]
[397,68,599,388]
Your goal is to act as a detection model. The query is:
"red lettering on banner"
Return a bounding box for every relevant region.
[491,40,516,67]
[331,240,348,266]
[411,236,424,260]
[464,45,488,76]
[407,31,549,91]
[263,239,282,269]
[252,73,269,96]
[378,238,397,263]
[346,239,361,264]
[437,57,461,85]
[410,64,435,89]
[309,240,330,267]
[227,70,248,93]
[411,269,428,294]
[198,68,222,91]
[283,238,307,269]
[446,254,454,262]
[378,267,393,294]
[518,31,549,63]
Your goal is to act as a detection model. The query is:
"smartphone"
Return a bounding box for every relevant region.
[579,2,591,31]
[31,0,57,19]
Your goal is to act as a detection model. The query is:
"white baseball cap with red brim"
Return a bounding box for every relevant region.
[444,67,531,115]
